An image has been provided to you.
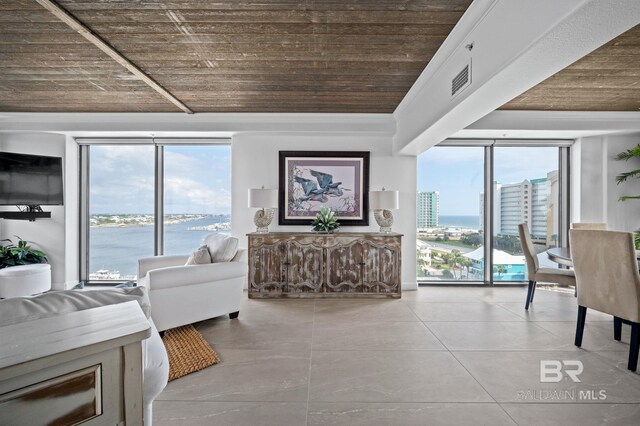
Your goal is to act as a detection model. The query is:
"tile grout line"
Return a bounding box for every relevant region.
[447,349,521,426]
[413,300,521,425]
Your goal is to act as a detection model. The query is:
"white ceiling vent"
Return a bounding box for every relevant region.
[451,61,471,97]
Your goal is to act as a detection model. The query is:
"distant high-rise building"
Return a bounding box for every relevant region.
[480,171,558,239]
[417,191,439,228]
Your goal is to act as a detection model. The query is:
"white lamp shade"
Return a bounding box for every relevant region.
[248,188,278,208]
[369,190,399,210]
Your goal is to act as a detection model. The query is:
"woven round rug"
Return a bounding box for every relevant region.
[161,324,220,381]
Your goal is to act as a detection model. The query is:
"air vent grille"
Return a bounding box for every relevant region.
[452,64,470,96]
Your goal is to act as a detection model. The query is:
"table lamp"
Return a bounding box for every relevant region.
[248,187,278,233]
[369,188,399,233]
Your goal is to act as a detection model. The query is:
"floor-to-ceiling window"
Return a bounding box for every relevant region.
[492,146,560,282]
[416,141,569,285]
[88,145,155,281]
[416,146,485,282]
[163,145,231,255]
[81,140,231,283]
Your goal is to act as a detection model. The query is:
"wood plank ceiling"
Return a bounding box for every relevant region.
[0,0,472,113]
[501,24,640,111]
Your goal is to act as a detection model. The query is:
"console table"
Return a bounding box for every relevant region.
[247,232,402,298]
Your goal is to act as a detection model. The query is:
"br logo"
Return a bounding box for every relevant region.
[540,360,584,383]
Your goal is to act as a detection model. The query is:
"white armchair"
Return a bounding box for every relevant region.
[137,246,247,332]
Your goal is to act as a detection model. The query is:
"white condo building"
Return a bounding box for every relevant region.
[480,171,558,241]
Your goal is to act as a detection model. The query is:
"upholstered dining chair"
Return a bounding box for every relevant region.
[518,223,576,310]
[571,222,607,230]
[571,229,640,371]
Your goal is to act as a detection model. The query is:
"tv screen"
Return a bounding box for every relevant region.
[0,152,63,206]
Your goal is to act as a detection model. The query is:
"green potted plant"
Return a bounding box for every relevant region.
[311,207,340,233]
[615,144,640,249]
[0,237,48,269]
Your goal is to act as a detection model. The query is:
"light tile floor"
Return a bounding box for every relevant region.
[154,286,640,426]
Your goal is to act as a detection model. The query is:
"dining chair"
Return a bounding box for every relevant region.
[571,229,640,371]
[518,223,576,310]
[571,222,607,230]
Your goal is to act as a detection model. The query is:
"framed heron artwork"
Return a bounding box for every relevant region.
[278,151,370,226]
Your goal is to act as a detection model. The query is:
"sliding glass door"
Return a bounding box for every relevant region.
[81,141,231,283]
[416,141,569,285]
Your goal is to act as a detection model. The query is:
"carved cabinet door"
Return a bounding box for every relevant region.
[249,241,287,293]
[326,242,364,293]
[286,241,323,293]
[361,241,400,293]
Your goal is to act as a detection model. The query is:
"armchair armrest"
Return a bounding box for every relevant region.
[137,255,190,279]
[147,261,248,291]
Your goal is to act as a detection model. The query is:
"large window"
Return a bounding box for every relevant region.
[492,147,560,282]
[416,142,569,285]
[81,141,231,283]
[163,145,231,255]
[88,145,155,281]
[417,147,484,282]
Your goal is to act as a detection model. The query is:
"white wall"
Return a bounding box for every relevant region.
[232,133,417,290]
[572,133,640,232]
[0,113,417,291]
[0,132,68,288]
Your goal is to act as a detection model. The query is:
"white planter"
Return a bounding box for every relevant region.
[0,264,52,298]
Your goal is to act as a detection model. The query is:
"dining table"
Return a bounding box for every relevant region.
[547,246,640,267]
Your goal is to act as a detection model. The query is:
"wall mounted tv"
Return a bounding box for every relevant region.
[0,152,63,206]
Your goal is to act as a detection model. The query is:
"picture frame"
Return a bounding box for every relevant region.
[278,151,370,226]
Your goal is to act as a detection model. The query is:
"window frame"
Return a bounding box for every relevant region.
[78,138,231,285]
[417,139,572,286]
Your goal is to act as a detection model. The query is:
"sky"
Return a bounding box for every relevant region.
[89,145,231,215]
[417,146,559,216]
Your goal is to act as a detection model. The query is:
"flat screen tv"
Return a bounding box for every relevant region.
[0,152,63,206]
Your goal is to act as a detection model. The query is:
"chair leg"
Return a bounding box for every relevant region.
[575,306,587,347]
[530,281,536,304]
[614,317,622,341]
[629,323,640,372]
[229,311,239,319]
[525,280,535,310]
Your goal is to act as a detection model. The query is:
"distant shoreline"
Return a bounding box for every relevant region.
[89,214,231,228]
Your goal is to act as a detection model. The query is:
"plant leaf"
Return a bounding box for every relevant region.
[620,195,640,201]
[616,144,640,161]
[616,169,640,184]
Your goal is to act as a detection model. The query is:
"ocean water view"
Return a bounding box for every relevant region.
[89,215,230,279]
[438,215,480,230]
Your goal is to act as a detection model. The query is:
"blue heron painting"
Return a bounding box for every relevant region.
[284,155,364,221]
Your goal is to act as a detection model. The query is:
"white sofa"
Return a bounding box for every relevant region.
[0,287,169,425]
[137,236,247,332]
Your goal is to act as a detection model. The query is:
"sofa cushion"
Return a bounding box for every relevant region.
[0,287,151,327]
[186,245,212,265]
[203,234,239,262]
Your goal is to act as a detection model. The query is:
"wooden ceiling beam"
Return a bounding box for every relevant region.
[33,0,193,114]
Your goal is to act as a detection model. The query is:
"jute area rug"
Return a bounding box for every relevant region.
[161,324,220,381]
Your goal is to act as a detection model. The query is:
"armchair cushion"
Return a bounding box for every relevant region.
[186,245,212,265]
[204,234,239,262]
[147,261,248,290]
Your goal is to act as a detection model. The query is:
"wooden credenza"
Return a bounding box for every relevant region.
[248,232,402,298]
